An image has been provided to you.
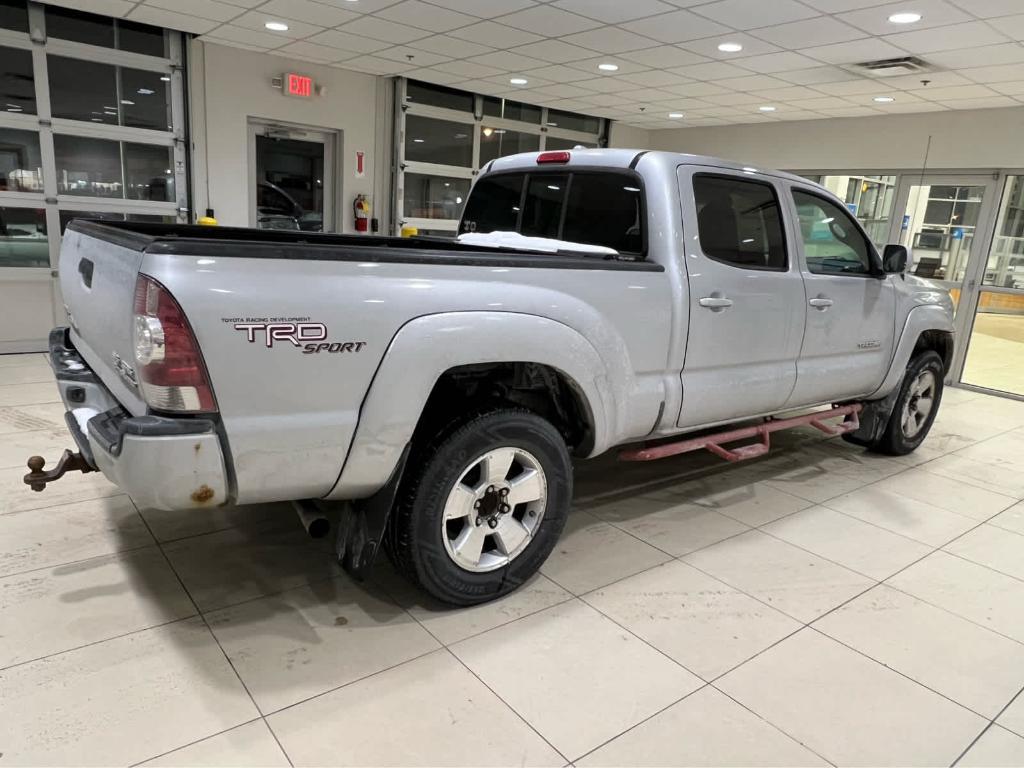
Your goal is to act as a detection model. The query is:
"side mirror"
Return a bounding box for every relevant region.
[882,244,909,274]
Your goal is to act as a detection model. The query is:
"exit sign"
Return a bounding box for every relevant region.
[285,73,313,98]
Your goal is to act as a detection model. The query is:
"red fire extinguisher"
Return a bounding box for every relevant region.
[354,194,370,233]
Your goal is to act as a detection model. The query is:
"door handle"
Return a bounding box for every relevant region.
[808,296,834,309]
[699,296,733,310]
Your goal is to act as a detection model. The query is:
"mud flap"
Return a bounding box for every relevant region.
[335,444,410,579]
[842,387,901,448]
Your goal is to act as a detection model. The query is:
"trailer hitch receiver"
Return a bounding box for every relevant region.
[24,451,96,492]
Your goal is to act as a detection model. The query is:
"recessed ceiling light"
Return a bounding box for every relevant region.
[598,63,619,71]
[873,95,896,102]
[717,42,743,53]
[888,11,921,24]
[758,105,776,112]
[509,77,528,85]
[668,112,684,118]
[264,21,289,31]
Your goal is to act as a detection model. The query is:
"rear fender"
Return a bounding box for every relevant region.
[325,311,616,501]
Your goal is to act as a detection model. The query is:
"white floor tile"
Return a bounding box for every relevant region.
[761,463,873,504]
[872,467,1017,521]
[815,584,1024,718]
[0,494,151,577]
[685,480,812,527]
[585,560,801,679]
[957,725,1024,767]
[683,529,873,622]
[578,686,826,767]
[268,649,566,767]
[999,693,1024,738]
[716,629,986,766]
[763,505,931,580]
[0,381,61,407]
[0,461,121,514]
[887,551,1024,642]
[0,546,194,669]
[923,454,1024,499]
[0,427,77,470]
[142,720,290,767]
[990,501,1024,536]
[0,363,54,385]
[452,600,703,760]
[206,576,439,713]
[540,510,672,594]
[0,618,258,766]
[825,484,979,546]
[139,501,294,543]
[944,523,1024,582]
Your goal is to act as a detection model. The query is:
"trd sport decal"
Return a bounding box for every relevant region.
[223,317,366,354]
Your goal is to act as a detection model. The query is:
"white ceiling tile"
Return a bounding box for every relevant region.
[201,24,284,48]
[948,0,1022,18]
[927,44,1024,69]
[623,86,678,100]
[875,100,949,112]
[670,61,753,80]
[772,109,830,120]
[232,11,325,39]
[257,0,358,27]
[679,33,781,59]
[659,80,731,96]
[838,0,972,36]
[990,13,1024,38]
[552,0,676,23]
[468,50,540,73]
[307,29,391,54]
[319,0,402,12]
[127,5,219,33]
[508,40,596,64]
[618,45,709,69]
[531,83,595,98]
[623,9,731,43]
[336,55,411,75]
[883,70,972,88]
[408,35,494,58]
[373,0,477,32]
[700,91,768,105]
[713,73,792,91]
[573,76,644,93]
[818,105,884,116]
[566,55,654,75]
[776,65,858,84]
[616,69,690,86]
[211,0,265,9]
[422,0,536,16]
[583,92,637,106]
[412,68,470,85]
[374,46,450,66]
[693,0,820,30]
[731,51,821,73]
[561,26,661,53]
[798,0,897,11]
[200,36,267,52]
[882,21,1009,53]
[497,5,602,35]
[991,79,1024,95]
[448,21,542,48]
[788,95,861,109]
[432,59,506,78]
[935,95,1019,108]
[956,62,1024,83]
[752,17,869,48]
[810,77,892,95]
[524,64,597,81]
[274,40,345,62]
[42,0,132,15]
[141,0,241,23]
[758,85,828,100]
[649,96,716,108]
[338,15,432,43]
[908,83,1000,99]
[800,38,909,65]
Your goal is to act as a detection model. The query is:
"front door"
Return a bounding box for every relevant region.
[248,120,336,232]
[785,184,896,405]
[676,167,806,428]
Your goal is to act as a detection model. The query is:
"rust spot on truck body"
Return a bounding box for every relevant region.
[191,484,215,503]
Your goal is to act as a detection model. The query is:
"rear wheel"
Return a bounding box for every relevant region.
[870,350,944,455]
[387,408,571,606]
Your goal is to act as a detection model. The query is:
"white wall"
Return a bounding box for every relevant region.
[648,106,1024,171]
[189,41,387,232]
[608,122,651,150]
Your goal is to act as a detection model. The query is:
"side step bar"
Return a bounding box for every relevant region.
[619,404,863,463]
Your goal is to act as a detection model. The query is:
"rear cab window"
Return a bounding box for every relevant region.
[460,170,645,256]
[692,173,787,271]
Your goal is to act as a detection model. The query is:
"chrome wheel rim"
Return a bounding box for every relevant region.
[441,447,548,573]
[901,370,936,439]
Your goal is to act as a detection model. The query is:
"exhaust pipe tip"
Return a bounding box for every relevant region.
[293,500,330,539]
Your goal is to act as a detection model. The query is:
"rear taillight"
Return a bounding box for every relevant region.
[132,274,216,413]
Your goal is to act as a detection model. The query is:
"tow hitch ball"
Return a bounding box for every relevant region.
[23,451,95,492]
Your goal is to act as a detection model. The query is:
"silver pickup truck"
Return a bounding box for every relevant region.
[28,149,954,605]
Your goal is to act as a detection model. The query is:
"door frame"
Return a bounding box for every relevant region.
[886,172,1004,383]
[247,118,339,232]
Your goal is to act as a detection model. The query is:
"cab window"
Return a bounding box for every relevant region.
[792,190,875,275]
[692,174,787,270]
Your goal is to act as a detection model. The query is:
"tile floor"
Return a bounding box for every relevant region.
[2,351,1024,766]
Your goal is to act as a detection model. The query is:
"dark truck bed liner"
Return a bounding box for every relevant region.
[67,220,663,272]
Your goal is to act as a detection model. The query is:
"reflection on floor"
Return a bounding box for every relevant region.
[963,313,1024,397]
[2,352,1024,766]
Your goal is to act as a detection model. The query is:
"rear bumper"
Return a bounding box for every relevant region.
[50,328,229,510]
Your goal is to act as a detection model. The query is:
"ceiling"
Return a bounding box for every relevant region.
[40,0,1024,129]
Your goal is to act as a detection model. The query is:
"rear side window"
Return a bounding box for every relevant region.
[460,171,644,255]
[693,174,787,270]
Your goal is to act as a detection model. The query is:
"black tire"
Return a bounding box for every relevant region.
[870,350,945,456]
[386,408,572,606]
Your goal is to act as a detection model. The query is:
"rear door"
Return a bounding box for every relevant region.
[784,184,896,405]
[676,167,806,428]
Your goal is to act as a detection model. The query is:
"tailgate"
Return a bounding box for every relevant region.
[59,225,148,415]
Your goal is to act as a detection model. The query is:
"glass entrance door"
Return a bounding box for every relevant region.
[248,121,335,232]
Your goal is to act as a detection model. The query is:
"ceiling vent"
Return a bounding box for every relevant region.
[849,56,932,77]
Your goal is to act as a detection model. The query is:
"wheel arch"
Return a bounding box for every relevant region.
[870,304,955,400]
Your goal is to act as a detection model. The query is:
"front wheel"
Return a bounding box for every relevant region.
[871,350,945,455]
[386,408,572,606]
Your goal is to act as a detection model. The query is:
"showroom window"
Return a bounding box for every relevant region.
[395,79,607,237]
[0,0,186,276]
